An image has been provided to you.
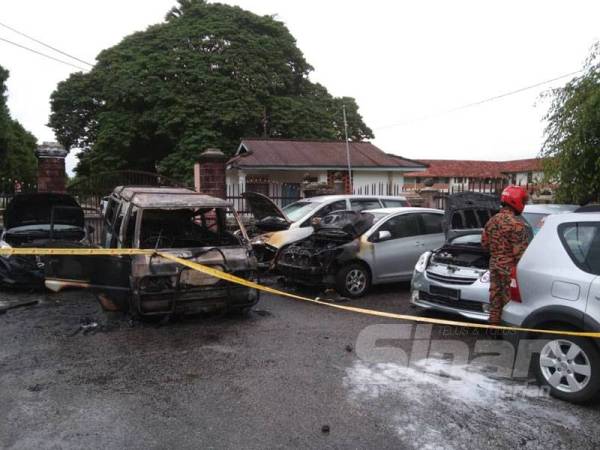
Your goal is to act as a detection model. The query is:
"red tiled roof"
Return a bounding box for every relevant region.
[404,158,543,179]
[227,139,426,170]
[500,158,543,173]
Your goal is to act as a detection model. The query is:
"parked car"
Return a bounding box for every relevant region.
[522,204,578,234]
[411,196,577,321]
[275,207,445,297]
[0,193,90,288]
[44,186,259,317]
[242,192,411,268]
[503,212,600,403]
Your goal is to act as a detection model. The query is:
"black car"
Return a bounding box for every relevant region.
[0,193,89,288]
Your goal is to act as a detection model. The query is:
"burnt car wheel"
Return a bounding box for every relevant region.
[336,263,371,298]
[534,334,600,404]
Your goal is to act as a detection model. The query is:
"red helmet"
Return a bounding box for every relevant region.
[500,185,529,214]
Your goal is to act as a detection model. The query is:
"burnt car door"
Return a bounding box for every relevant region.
[369,213,425,281]
[44,200,133,301]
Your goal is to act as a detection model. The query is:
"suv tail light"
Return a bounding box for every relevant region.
[510,267,521,302]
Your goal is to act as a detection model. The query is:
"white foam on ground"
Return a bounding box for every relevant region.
[344,358,580,448]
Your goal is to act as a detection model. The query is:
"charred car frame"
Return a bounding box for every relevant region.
[44,186,259,317]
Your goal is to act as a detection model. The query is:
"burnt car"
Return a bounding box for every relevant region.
[242,192,411,269]
[44,186,259,317]
[275,207,445,297]
[0,193,89,288]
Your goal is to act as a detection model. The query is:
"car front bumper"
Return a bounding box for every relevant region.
[411,269,490,321]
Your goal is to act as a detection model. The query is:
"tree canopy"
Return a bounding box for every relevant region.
[541,42,600,204]
[49,0,373,183]
[0,65,37,186]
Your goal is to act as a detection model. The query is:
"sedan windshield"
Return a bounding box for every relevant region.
[282,200,322,222]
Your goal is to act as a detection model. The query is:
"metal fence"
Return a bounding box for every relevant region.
[227,183,301,216]
[352,183,405,196]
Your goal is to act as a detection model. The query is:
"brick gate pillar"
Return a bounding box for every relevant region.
[196,148,227,199]
[36,142,67,193]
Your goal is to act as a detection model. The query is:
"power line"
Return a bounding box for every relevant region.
[0,21,94,67]
[375,69,583,130]
[0,36,87,71]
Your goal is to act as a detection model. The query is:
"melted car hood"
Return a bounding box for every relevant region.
[3,193,85,230]
[314,211,374,239]
[444,192,500,241]
[242,192,292,228]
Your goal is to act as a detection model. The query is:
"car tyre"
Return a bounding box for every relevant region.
[534,333,600,404]
[335,263,371,298]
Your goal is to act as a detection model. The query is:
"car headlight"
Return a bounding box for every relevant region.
[480,270,490,283]
[414,251,431,273]
[0,240,11,258]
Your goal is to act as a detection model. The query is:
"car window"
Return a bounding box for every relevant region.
[104,198,118,226]
[522,212,548,235]
[382,199,408,208]
[350,199,381,211]
[111,202,128,247]
[282,200,322,222]
[314,200,347,217]
[559,222,600,275]
[123,207,138,248]
[378,213,421,239]
[420,213,443,234]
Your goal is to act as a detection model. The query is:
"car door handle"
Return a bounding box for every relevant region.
[595,295,600,301]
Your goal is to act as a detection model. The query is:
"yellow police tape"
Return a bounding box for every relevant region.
[1,247,599,338]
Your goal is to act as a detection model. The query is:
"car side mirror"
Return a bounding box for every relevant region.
[375,230,392,242]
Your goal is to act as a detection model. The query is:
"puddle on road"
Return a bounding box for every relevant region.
[344,358,586,449]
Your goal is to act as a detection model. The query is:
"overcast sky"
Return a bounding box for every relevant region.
[1,0,599,175]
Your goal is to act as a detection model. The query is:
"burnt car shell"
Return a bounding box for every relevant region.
[275,211,374,286]
[0,193,87,288]
[45,187,259,316]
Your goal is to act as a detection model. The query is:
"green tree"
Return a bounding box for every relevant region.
[0,65,37,186]
[542,42,600,204]
[49,0,373,183]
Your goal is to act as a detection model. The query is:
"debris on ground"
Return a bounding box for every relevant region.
[0,299,39,315]
[321,425,330,434]
[68,317,99,336]
[345,344,353,353]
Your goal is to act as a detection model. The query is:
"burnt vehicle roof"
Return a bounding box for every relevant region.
[112,186,231,209]
[314,211,375,238]
[3,193,84,230]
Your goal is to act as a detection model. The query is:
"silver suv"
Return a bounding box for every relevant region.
[503,212,600,403]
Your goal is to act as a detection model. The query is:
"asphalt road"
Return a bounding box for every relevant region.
[1,281,599,449]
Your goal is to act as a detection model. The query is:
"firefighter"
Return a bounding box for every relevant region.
[481,185,530,325]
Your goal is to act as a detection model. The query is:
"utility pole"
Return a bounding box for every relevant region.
[342,104,353,193]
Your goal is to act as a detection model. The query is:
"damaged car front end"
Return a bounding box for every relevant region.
[0,193,89,289]
[275,211,376,295]
[44,187,259,317]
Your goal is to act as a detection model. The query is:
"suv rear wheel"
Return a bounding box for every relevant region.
[335,263,371,298]
[535,334,600,403]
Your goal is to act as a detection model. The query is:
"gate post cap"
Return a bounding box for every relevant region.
[36,141,67,158]
[198,148,227,163]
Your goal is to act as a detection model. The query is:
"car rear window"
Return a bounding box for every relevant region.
[382,199,408,208]
[558,222,600,275]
